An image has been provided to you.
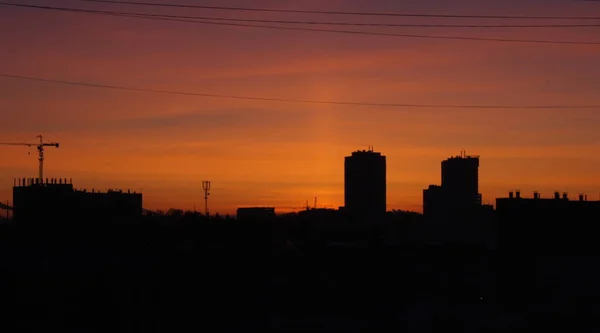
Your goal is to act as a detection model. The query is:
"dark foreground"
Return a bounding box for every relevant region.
[0,223,598,332]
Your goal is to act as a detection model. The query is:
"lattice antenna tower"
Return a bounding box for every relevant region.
[202,180,211,217]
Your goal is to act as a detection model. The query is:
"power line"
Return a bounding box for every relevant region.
[108,14,600,45]
[1,74,599,110]
[3,3,599,46]
[79,0,600,20]
[3,2,598,28]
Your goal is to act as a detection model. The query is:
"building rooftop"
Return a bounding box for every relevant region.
[14,177,73,188]
[13,178,139,195]
[444,150,480,160]
[350,146,383,156]
[498,191,598,202]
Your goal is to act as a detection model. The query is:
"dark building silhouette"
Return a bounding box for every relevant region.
[298,208,339,220]
[496,191,600,253]
[422,184,444,221]
[236,207,276,222]
[343,147,386,223]
[12,177,142,224]
[496,191,600,308]
[423,152,482,220]
[421,152,495,246]
[441,152,481,207]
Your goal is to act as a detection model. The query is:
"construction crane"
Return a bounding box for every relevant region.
[0,135,59,181]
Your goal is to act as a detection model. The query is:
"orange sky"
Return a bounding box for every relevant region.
[1,0,599,214]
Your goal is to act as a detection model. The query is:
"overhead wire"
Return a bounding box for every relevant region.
[78,0,600,20]
[1,3,599,45]
[1,74,598,110]
[1,3,597,109]
[2,2,599,28]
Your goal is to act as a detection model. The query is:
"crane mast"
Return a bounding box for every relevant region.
[0,135,59,181]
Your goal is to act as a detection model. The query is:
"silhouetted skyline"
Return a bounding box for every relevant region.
[3,2,600,331]
[1,0,599,214]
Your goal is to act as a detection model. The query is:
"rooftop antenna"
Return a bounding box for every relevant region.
[202,180,211,217]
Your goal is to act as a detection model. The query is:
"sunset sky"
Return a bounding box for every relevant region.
[1,0,599,214]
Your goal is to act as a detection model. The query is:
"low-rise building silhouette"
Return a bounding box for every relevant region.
[236,207,276,222]
[496,191,600,307]
[496,190,600,253]
[298,208,339,220]
[12,177,142,224]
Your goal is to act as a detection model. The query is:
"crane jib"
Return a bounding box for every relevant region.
[0,135,60,181]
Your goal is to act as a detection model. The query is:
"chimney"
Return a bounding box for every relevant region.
[509,191,514,199]
[59,179,62,184]
[516,191,521,199]
[534,191,539,199]
[562,192,568,200]
[579,194,584,202]
[554,192,560,200]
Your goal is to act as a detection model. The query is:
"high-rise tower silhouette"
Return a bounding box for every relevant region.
[423,151,483,221]
[344,147,386,223]
[441,151,482,208]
